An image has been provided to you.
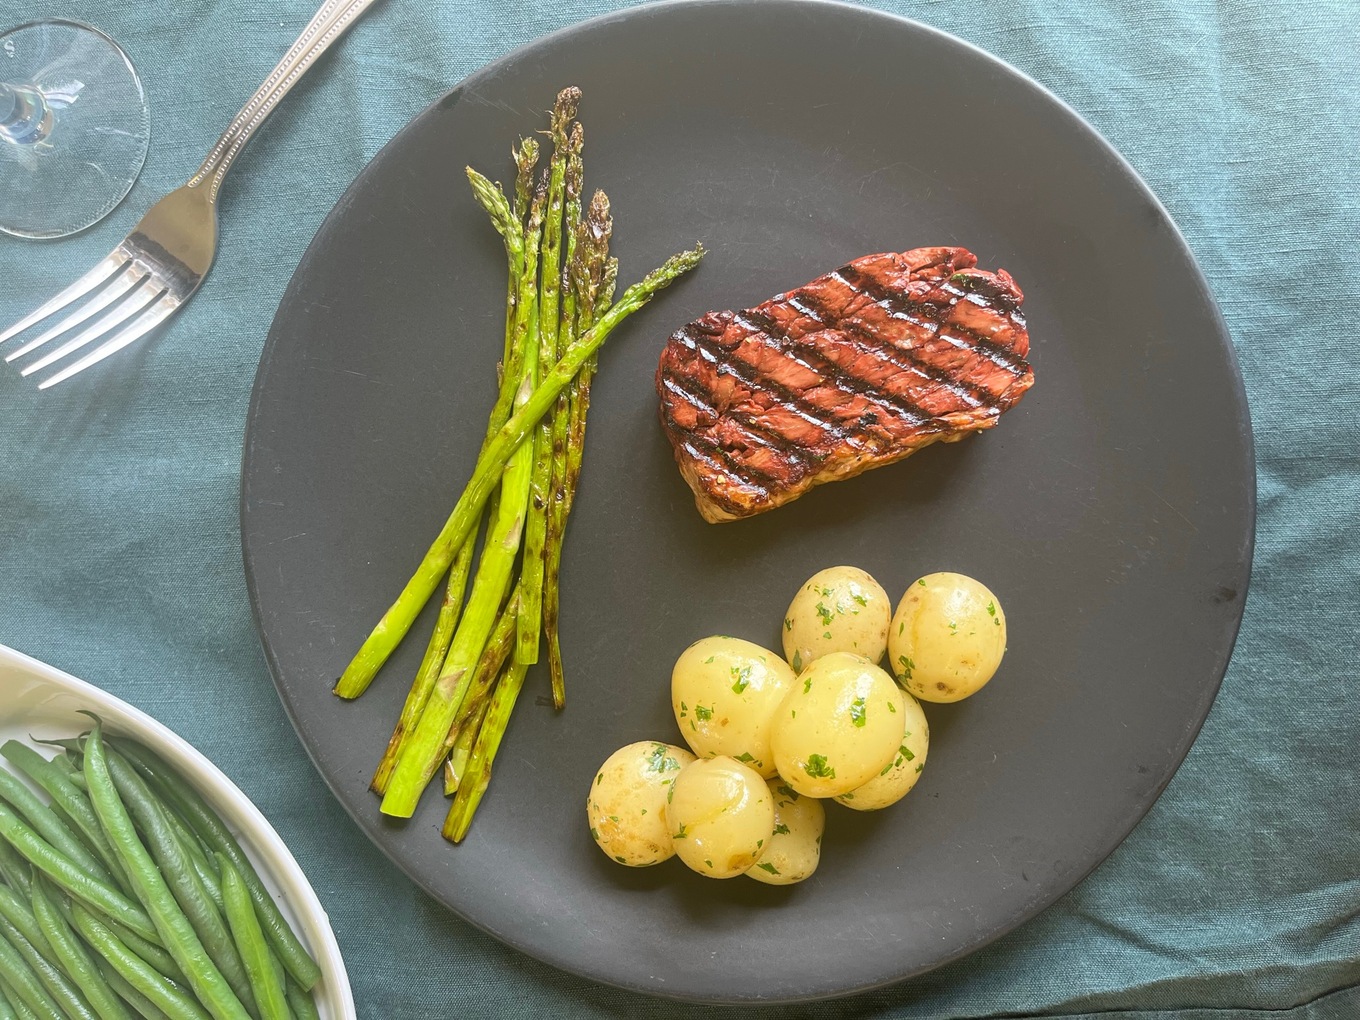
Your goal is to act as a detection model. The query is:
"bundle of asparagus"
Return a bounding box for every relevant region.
[331,87,703,842]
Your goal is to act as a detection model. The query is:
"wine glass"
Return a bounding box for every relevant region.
[0,19,150,239]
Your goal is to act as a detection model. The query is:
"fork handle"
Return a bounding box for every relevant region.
[188,0,379,203]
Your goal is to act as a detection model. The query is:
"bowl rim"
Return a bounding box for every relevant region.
[0,642,356,1019]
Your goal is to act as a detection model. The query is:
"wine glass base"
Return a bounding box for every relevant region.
[0,20,150,239]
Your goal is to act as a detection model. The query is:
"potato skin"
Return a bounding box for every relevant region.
[889,572,1007,703]
[782,567,892,672]
[770,652,903,797]
[587,741,696,867]
[671,636,796,777]
[835,687,929,810]
[663,756,776,879]
[746,778,826,885]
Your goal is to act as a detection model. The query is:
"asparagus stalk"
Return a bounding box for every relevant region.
[368,536,474,794]
[566,252,619,523]
[442,698,491,798]
[333,243,705,706]
[476,140,539,441]
[379,176,550,819]
[516,88,580,668]
[512,138,537,225]
[543,190,612,706]
[466,162,525,371]
[365,160,535,775]
[441,660,530,843]
[332,145,536,701]
[443,210,628,839]
[440,590,519,763]
[440,592,519,796]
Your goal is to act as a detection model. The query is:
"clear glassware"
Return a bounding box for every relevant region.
[0,19,150,239]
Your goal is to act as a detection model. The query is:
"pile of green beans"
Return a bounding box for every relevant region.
[0,722,322,1020]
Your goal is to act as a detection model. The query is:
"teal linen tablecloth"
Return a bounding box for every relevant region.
[2,0,1357,1016]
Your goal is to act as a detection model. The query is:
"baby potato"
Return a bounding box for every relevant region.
[664,756,775,879]
[835,687,929,811]
[671,636,796,777]
[586,741,696,867]
[770,652,903,798]
[889,572,1007,703]
[782,566,892,672]
[746,778,826,885]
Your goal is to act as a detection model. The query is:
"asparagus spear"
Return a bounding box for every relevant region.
[566,251,619,523]
[444,235,626,838]
[441,659,530,843]
[333,243,705,707]
[366,159,535,779]
[379,174,549,819]
[466,161,525,372]
[368,536,474,795]
[543,190,612,706]
[475,140,540,441]
[516,87,580,668]
[440,593,518,796]
[333,145,537,702]
[440,590,519,764]
[442,698,491,798]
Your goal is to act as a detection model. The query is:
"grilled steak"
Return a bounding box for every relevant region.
[656,247,1034,522]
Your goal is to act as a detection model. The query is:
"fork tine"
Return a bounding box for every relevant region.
[0,252,131,346]
[5,272,148,363]
[20,283,165,377]
[38,293,180,390]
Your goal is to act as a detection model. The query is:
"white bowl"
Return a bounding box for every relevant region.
[0,643,355,1019]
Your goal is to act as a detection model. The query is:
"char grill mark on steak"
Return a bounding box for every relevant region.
[656,247,1034,522]
[666,319,835,489]
[824,266,1028,404]
[784,290,989,412]
[736,308,938,426]
[838,264,1031,382]
[659,373,811,483]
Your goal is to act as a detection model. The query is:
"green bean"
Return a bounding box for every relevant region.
[111,741,320,990]
[0,985,40,1020]
[4,995,37,1020]
[0,802,156,941]
[96,960,172,1020]
[184,856,223,916]
[0,766,114,887]
[0,979,37,1020]
[50,896,184,987]
[96,922,180,987]
[70,903,210,1020]
[146,807,221,914]
[102,752,255,1014]
[0,924,62,1020]
[1,744,129,891]
[284,979,317,1020]
[0,980,16,1020]
[0,913,99,1019]
[218,857,287,1020]
[30,883,134,1020]
[0,893,52,971]
[0,843,30,902]
[157,810,215,883]
[83,727,250,1020]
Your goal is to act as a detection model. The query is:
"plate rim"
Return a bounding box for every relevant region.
[240,0,1257,1003]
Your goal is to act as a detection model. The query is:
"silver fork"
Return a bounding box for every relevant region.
[0,0,379,389]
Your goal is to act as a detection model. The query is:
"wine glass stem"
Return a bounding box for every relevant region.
[0,81,53,145]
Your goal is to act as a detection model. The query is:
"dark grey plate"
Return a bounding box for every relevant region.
[241,0,1254,1003]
